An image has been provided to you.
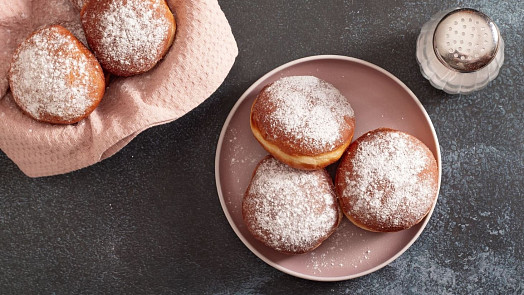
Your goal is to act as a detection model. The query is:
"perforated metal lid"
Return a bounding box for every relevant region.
[433,8,500,72]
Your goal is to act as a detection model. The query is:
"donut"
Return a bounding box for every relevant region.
[250,76,355,170]
[335,128,439,232]
[243,156,342,254]
[8,25,105,124]
[81,0,176,76]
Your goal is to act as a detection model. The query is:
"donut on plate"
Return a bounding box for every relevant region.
[243,155,342,254]
[250,76,355,170]
[8,25,105,124]
[81,0,176,76]
[335,128,439,232]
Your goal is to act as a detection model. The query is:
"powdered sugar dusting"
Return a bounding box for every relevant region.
[244,157,339,253]
[305,220,376,274]
[261,76,354,153]
[84,0,172,70]
[9,26,96,121]
[343,130,436,230]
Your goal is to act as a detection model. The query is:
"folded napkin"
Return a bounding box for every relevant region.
[0,0,238,177]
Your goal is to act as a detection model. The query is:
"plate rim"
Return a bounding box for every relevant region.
[215,54,442,281]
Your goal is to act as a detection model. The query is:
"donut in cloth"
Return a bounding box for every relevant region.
[250,76,355,170]
[243,155,342,254]
[8,25,105,124]
[335,128,439,232]
[81,0,176,76]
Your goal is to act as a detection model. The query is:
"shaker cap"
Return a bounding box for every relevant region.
[433,8,500,72]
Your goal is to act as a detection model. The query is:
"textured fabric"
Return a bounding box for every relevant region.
[0,0,238,177]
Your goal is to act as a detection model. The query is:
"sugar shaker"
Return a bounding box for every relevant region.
[416,8,504,94]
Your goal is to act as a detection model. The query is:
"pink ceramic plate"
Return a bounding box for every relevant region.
[215,55,442,281]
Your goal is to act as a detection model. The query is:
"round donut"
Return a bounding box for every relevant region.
[250,76,355,170]
[243,155,342,254]
[81,0,176,76]
[8,25,105,124]
[335,128,439,232]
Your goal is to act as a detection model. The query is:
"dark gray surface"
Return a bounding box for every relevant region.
[1,0,523,294]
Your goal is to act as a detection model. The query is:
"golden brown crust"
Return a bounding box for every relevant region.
[8,25,105,125]
[335,128,439,232]
[250,76,355,170]
[251,115,353,170]
[81,0,176,77]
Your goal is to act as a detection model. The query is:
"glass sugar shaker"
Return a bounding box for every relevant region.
[416,8,504,94]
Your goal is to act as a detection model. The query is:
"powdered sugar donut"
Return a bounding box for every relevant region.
[250,76,355,170]
[81,0,176,76]
[335,128,439,232]
[8,25,105,124]
[243,156,342,254]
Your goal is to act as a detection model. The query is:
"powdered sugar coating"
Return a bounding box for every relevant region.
[252,76,354,155]
[81,0,174,76]
[243,156,340,254]
[8,25,103,123]
[337,129,438,231]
